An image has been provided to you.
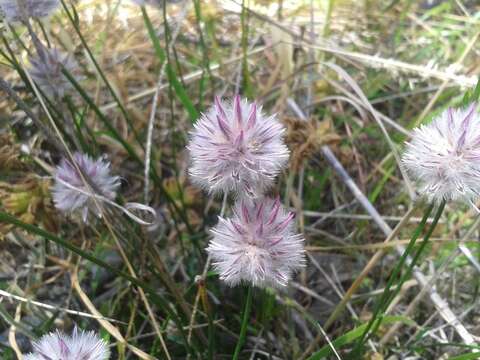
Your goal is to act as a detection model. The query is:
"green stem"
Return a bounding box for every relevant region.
[59,0,143,148]
[233,285,253,360]
[388,200,446,304]
[350,201,439,357]
[363,200,446,348]
[141,6,199,123]
[240,0,253,98]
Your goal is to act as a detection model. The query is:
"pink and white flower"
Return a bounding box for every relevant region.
[24,327,110,360]
[187,96,289,198]
[29,47,77,98]
[402,104,480,203]
[52,152,120,222]
[207,197,305,288]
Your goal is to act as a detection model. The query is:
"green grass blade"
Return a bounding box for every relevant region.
[240,0,254,97]
[450,353,480,360]
[59,0,144,148]
[350,202,435,357]
[141,6,199,123]
[61,68,141,163]
[232,285,253,360]
[364,200,446,345]
[307,316,413,360]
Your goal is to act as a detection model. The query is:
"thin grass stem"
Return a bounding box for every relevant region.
[232,285,253,360]
[350,202,437,357]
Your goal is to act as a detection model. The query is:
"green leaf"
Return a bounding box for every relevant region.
[462,77,480,106]
[450,353,480,360]
[59,0,143,147]
[307,316,414,360]
[141,6,199,123]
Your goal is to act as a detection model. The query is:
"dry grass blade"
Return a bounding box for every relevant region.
[298,42,478,87]
[8,304,23,360]
[0,289,124,323]
[71,270,157,360]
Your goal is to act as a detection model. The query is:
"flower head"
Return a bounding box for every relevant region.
[402,104,480,203]
[24,327,110,360]
[207,197,305,288]
[0,0,60,22]
[29,47,77,98]
[52,152,120,222]
[188,96,289,198]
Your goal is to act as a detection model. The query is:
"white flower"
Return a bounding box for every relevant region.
[29,47,77,98]
[52,152,120,222]
[187,96,290,198]
[24,327,110,360]
[0,0,60,22]
[402,104,480,203]
[207,197,305,288]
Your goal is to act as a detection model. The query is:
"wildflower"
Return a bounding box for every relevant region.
[24,327,110,360]
[52,152,120,222]
[188,96,289,198]
[0,0,60,22]
[207,197,305,288]
[29,47,76,98]
[402,104,480,203]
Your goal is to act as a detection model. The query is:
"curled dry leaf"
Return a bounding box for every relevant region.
[282,115,341,171]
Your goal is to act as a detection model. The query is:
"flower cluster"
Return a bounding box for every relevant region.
[402,104,480,204]
[0,0,60,22]
[188,95,289,198]
[29,47,77,98]
[52,152,120,222]
[24,327,110,360]
[189,96,305,288]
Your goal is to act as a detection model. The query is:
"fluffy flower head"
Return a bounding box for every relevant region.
[188,96,289,197]
[0,0,60,22]
[207,197,305,288]
[52,152,120,222]
[402,104,480,203]
[29,47,77,98]
[24,327,110,360]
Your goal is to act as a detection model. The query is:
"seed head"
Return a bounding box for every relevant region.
[29,47,77,98]
[52,152,120,222]
[188,96,290,197]
[402,104,480,203]
[24,327,110,360]
[0,0,60,22]
[207,197,305,288]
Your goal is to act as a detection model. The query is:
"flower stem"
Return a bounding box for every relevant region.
[350,200,445,358]
[367,200,446,339]
[233,285,253,360]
